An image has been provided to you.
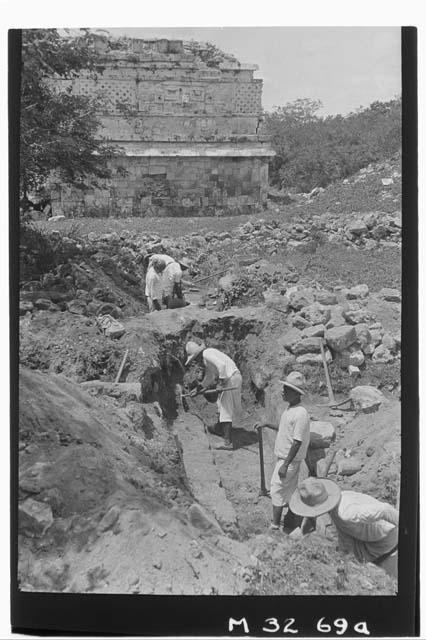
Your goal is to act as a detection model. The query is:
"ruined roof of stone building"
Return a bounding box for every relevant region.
[99,36,250,69]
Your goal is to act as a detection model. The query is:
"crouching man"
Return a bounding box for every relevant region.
[185,341,242,451]
[256,371,311,531]
[290,477,399,577]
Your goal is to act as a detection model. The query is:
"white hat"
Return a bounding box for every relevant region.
[178,256,191,270]
[279,371,306,395]
[185,341,205,366]
[290,478,341,517]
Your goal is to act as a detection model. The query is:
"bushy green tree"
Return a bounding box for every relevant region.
[265,97,401,192]
[20,29,123,208]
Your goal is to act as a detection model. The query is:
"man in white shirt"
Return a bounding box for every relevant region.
[185,341,242,451]
[145,257,166,311]
[290,477,399,575]
[256,371,310,530]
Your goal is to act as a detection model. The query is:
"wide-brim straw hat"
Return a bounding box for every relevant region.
[185,341,205,366]
[178,257,191,270]
[290,478,341,517]
[279,371,306,395]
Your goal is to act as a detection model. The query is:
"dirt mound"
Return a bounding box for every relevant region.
[18,368,255,594]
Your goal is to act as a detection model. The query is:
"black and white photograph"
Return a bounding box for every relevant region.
[8,19,418,637]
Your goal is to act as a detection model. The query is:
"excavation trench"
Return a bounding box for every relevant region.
[130,313,283,539]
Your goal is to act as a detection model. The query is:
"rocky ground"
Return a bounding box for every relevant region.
[18,155,401,595]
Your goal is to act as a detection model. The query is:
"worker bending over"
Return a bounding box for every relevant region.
[290,478,399,577]
[154,253,190,308]
[256,371,310,531]
[185,341,242,451]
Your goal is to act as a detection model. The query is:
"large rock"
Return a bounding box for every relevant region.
[337,457,363,476]
[378,288,401,303]
[97,505,121,533]
[354,323,372,349]
[296,350,332,365]
[300,303,331,326]
[187,503,222,534]
[325,325,357,353]
[291,337,322,355]
[19,498,53,537]
[309,421,336,449]
[301,324,325,338]
[288,289,315,311]
[19,300,34,316]
[345,284,369,300]
[342,306,375,325]
[371,224,388,240]
[325,305,346,329]
[97,315,125,339]
[350,386,384,413]
[67,300,88,315]
[381,333,397,353]
[314,291,338,305]
[34,298,53,310]
[346,220,368,236]
[348,365,361,377]
[263,290,290,313]
[19,462,51,495]
[372,345,395,363]
[292,314,311,329]
[280,327,303,350]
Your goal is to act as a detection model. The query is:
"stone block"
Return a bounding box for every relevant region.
[325,325,357,353]
[19,498,53,537]
[350,386,383,413]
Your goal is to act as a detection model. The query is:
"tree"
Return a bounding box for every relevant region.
[20,29,123,208]
[264,97,401,192]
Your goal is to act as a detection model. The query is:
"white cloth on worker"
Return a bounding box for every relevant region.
[145,265,163,311]
[163,260,182,297]
[202,348,239,384]
[329,490,399,563]
[148,253,182,298]
[201,348,241,423]
[274,405,310,462]
[217,370,242,423]
[270,460,303,507]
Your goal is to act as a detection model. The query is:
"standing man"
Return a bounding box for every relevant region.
[185,341,242,451]
[145,257,166,312]
[290,477,399,577]
[256,371,311,530]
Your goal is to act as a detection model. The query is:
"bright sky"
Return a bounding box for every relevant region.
[109,27,401,115]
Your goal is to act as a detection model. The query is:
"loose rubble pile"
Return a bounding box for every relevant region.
[262,282,401,380]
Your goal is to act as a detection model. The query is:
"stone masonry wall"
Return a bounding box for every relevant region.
[55,155,269,217]
[50,38,274,217]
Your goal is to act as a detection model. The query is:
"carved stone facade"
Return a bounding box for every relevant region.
[51,38,274,217]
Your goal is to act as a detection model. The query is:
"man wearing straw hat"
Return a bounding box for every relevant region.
[290,477,399,576]
[185,341,242,451]
[257,371,311,531]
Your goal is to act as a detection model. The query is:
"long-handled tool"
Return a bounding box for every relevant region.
[114,349,129,383]
[181,386,238,399]
[319,338,335,405]
[258,425,269,496]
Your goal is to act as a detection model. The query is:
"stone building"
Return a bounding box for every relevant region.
[52,38,274,217]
